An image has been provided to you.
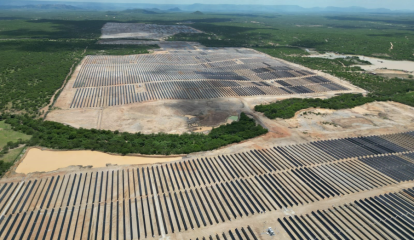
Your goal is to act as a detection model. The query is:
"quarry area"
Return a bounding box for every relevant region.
[1,23,414,240]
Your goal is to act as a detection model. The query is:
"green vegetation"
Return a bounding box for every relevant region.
[0,40,84,114]
[0,120,29,176]
[0,161,13,177]
[0,147,25,163]
[0,121,31,149]
[0,11,412,59]
[168,14,414,61]
[255,94,375,119]
[2,113,267,155]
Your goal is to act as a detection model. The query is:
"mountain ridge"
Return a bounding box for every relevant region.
[0,1,413,13]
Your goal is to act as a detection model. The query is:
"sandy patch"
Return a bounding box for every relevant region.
[332,117,374,128]
[371,68,413,79]
[16,148,182,174]
[193,126,213,133]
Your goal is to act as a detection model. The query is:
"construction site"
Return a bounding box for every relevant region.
[48,43,361,134]
[2,23,414,240]
[101,23,202,40]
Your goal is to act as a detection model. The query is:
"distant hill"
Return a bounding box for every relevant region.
[146,8,162,12]
[123,8,160,14]
[0,4,81,10]
[1,2,413,13]
[168,7,182,12]
[181,4,401,13]
[192,11,204,15]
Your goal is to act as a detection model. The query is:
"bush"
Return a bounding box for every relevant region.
[0,160,13,176]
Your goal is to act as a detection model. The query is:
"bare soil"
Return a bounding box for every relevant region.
[48,98,244,134]
[100,22,202,40]
[372,68,413,79]
[97,40,204,51]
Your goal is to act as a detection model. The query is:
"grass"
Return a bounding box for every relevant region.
[0,121,31,149]
[0,121,11,129]
[0,147,25,163]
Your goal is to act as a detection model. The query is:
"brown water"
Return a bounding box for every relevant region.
[16,148,182,174]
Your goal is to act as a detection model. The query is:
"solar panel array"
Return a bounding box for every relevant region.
[279,187,414,240]
[0,131,413,239]
[190,226,258,240]
[69,48,350,108]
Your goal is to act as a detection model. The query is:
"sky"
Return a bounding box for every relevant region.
[5,0,414,10]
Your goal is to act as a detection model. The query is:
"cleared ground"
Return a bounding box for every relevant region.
[280,101,414,140]
[371,69,414,79]
[49,98,243,134]
[101,22,202,40]
[98,40,204,51]
[49,47,361,134]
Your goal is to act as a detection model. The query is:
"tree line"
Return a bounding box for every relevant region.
[1,113,268,155]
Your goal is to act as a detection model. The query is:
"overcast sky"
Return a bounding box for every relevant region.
[6,0,414,10]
